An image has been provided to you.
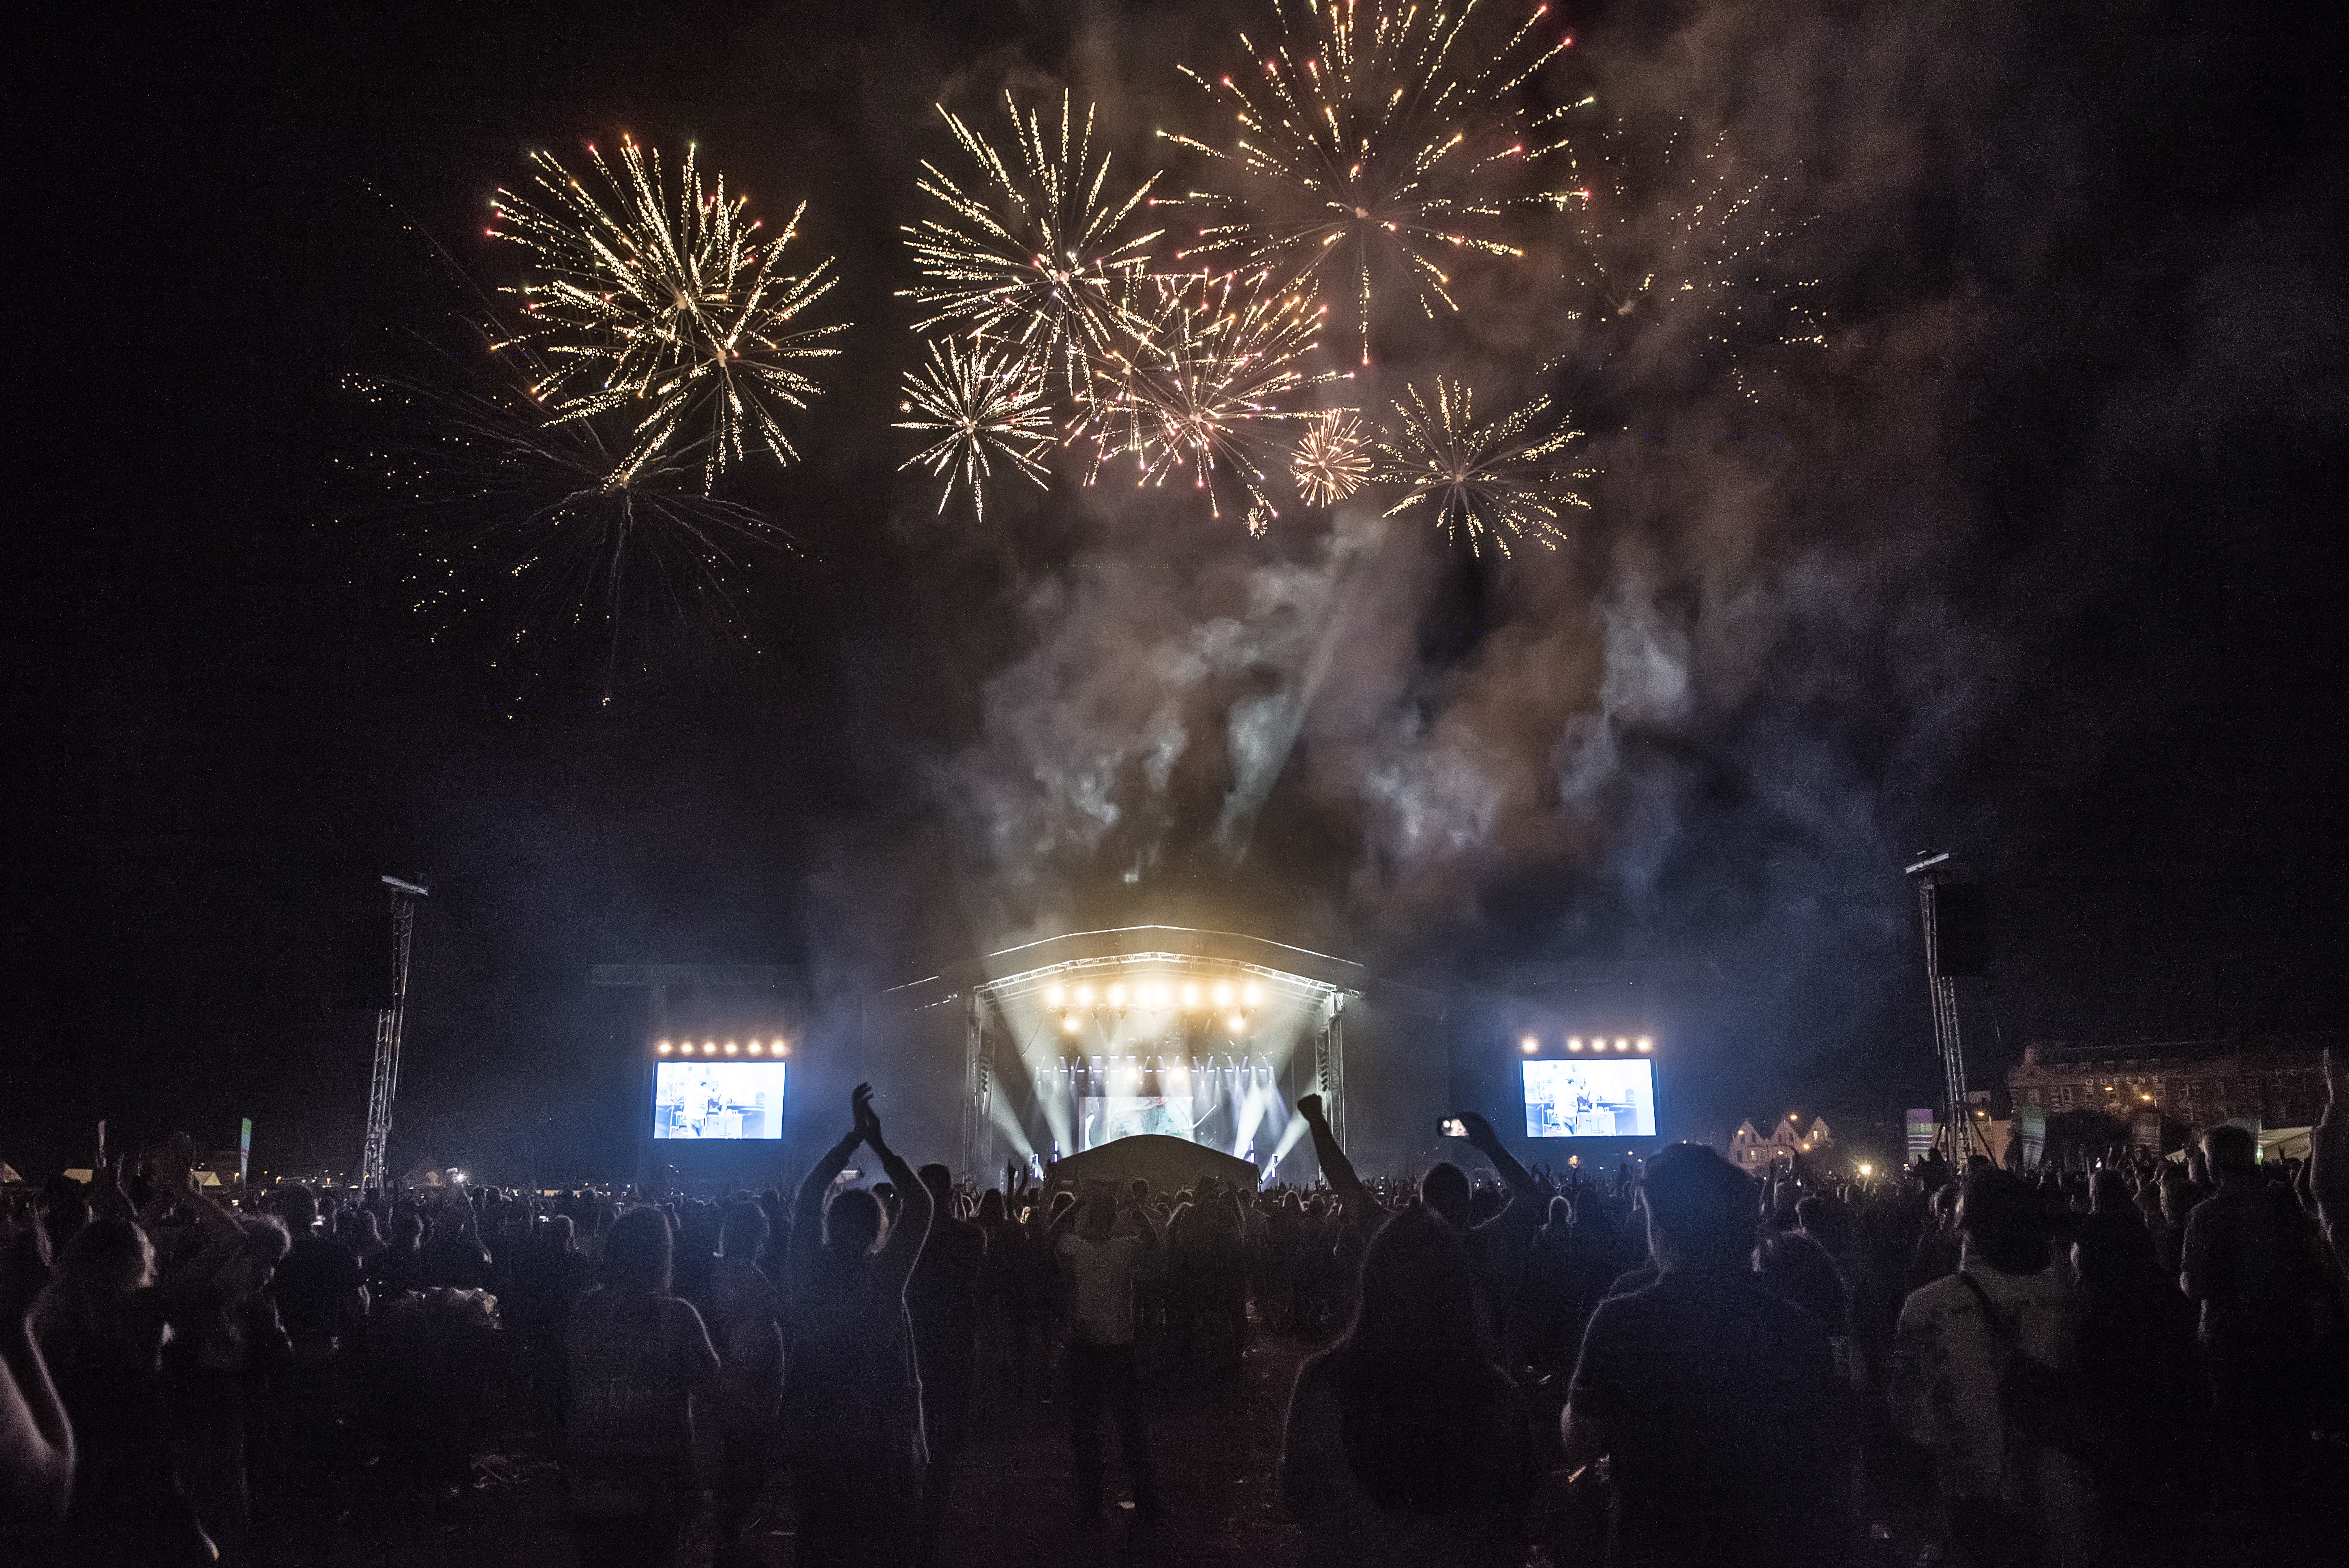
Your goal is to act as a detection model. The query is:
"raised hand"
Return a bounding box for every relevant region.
[1296,1093,1325,1123]
[852,1082,885,1150]
[1456,1110,1499,1152]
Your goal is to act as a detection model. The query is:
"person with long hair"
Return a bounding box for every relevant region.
[1280,1206,1531,1568]
[562,1204,718,1568]
[783,1082,934,1568]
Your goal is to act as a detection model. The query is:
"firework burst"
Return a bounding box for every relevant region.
[902,92,1163,403]
[1372,376,1590,556]
[1165,0,1576,365]
[1292,409,1375,506]
[488,136,845,489]
[1086,270,1342,534]
[895,335,1055,519]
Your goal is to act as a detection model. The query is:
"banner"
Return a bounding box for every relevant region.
[239,1118,253,1184]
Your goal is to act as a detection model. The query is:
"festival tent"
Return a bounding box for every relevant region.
[1047,1134,1260,1195]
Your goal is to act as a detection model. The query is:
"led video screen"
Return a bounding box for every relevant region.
[653,1061,786,1140]
[1522,1058,1657,1139]
[1079,1095,1195,1147]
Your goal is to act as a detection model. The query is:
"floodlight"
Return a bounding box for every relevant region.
[1636,1037,1652,1052]
[1520,1035,1539,1053]
[1567,1037,1582,1051]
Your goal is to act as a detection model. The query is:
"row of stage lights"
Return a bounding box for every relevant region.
[655,1038,790,1057]
[1045,977,1266,1037]
[1522,1034,1655,1054]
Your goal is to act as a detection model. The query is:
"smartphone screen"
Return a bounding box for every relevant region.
[1440,1117,1468,1138]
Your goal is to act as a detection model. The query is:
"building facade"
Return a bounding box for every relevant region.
[2006,1035,2334,1159]
[1730,1115,1835,1174]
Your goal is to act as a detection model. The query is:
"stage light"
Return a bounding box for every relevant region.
[724,1040,738,1054]
[1062,1014,1080,1034]
[1182,982,1199,1008]
[703,1041,717,1055]
[747,1041,762,1054]
[1107,982,1126,1007]
[1636,1037,1652,1052]
[1521,1035,1539,1053]
[1047,984,1065,1006]
[1213,982,1233,1006]
[1227,1014,1246,1034]
[778,1042,790,1055]
[1242,981,1262,1005]
[657,1040,672,1055]
[1859,1163,1873,1178]
[1567,1037,1582,1051]
[1075,984,1092,1005]
[1615,1037,1629,1051]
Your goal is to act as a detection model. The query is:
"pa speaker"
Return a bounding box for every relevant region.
[1929,883,1989,977]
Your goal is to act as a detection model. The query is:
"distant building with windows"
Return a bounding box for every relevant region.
[1731,1115,1834,1174]
[2006,1034,2334,1160]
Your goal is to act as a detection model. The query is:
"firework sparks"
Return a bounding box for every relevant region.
[1555,119,1823,366]
[488,136,845,489]
[1372,376,1590,556]
[1292,409,1375,505]
[1086,270,1342,534]
[902,92,1163,403]
[1164,0,1575,364]
[895,335,1055,519]
[345,330,793,705]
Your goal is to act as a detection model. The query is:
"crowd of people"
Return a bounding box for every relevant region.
[3,1052,2345,1568]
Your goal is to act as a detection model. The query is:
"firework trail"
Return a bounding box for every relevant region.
[488,137,845,490]
[1085,270,1344,534]
[902,92,1164,404]
[1293,409,1375,505]
[346,325,793,705]
[1163,0,1576,365]
[1372,376,1590,556]
[895,335,1056,519]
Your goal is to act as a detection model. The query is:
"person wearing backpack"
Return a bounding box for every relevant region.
[1889,1169,2094,1568]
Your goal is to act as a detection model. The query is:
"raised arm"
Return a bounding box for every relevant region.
[1295,1094,1368,1206]
[2311,1048,2348,1282]
[861,1091,932,1294]
[1460,1111,1537,1201]
[789,1085,868,1278]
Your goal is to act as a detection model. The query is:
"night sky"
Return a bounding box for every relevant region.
[7,0,2344,1183]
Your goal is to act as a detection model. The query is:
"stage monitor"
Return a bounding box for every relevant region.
[652,1061,786,1140]
[1522,1058,1656,1139]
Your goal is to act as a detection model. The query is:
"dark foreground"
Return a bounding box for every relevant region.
[322,1331,1307,1568]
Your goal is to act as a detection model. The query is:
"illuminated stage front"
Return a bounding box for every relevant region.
[863,926,1446,1185]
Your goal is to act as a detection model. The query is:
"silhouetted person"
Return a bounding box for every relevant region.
[1563,1142,1854,1568]
[562,1205,717,1568]
[705,1199,783,1564]
[33,1217,208,1567]
[1,1209,74,1561]
[785,1083,934,1568]
[2179,1123,2326,1499]
[906,1162,984,1568]
[1282,1206,1530,1568]
[1057,1183,1164,1525]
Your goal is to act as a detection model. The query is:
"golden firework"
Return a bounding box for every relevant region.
[1292,409,1375,506]
[1372,376,1590,556]
[895,335,1056,520]
[488,136,845,490]
[903,92,1163,403]
[1164,0,1576,364]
